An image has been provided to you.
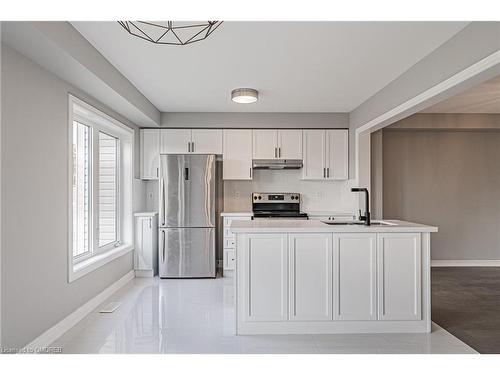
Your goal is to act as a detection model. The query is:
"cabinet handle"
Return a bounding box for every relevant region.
[149,218,152,228]
[188,142,190,152]
[327,167,330,178]
[191,142,195,153]
[323,168,326,178]
[249,167,252,178]
[274,147,277,158]
[156,167,159,178]
[278,147,281,158]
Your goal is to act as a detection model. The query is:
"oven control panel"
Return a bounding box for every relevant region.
[252,193,300,203]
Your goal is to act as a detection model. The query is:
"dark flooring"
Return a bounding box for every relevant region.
[432,267,500,354]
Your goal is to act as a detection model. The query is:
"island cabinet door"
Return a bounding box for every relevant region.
[377,233,422,321]
[333,233,377,320]
[243,234,288,322]
[288,234,333,321]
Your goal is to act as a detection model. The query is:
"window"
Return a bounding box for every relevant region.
[69,96,134,282]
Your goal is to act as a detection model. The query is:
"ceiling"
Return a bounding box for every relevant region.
[422,75,500,113]
[72,21,468,113]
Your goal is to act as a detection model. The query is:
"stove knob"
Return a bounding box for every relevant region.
[258,196,262,200]
[290,196,295,200]
[295,195,299,200]
[253,195,257,200]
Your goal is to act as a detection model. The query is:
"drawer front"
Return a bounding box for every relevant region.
[224,250,235,270]
[224,237,236,248]
[224,227,235,238]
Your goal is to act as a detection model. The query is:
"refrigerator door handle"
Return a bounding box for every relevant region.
[161,230,166,263]
[184,167,189,181]
[159,177,165,226]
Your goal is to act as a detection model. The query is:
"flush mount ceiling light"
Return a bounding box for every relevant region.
[231,88,259,104]
[118,21,223,45]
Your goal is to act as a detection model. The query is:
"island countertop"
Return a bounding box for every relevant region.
[230,219,438,233]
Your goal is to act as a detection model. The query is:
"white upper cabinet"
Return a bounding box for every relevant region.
[140,129,160,179]
[326,130,348,180]
[302,130,326,180]
[253,129,303,160]
[223,129,253,180]
[278,130,302,159]
[160,128,223,154]
[377,233,422,321]
[160,129,191,154]
[191,129,222,154]
[253,130,277,159]
[302,129,348,180]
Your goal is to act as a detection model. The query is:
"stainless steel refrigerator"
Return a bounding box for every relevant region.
[158,154,216,278]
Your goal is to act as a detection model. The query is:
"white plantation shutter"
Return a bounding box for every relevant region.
[72,121,91,258]
[98,132,118,247]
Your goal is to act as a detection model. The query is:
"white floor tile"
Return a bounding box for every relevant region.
[50,276,477,354]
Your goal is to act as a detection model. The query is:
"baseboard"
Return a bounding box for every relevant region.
[431,260,500,267]
[134,269,155,278]
[22,270,135,351]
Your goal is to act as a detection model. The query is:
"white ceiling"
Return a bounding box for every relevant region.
[422,75,500,113]
[72,21,468,113]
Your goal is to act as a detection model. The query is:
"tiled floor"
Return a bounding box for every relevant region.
[51,276,477,354]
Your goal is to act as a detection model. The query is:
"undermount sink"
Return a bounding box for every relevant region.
[321,220,395,226]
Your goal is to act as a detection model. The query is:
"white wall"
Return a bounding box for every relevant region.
[0,44,139,348]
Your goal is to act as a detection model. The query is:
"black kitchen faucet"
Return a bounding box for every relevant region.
[351,188,371,226]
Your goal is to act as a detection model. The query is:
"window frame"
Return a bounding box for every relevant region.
[68,95,134,283]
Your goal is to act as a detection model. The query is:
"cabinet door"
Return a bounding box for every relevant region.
[378,233,422,321]
[333,233,377,320]
[243,234,288,321]
[326,129,348,180]
[160,129,191,154]
[289,234,332,321]
[191,129,222,154]
[252,129,277,159]
[302,130,326,180]
[135,217,153,270]
[278,130,302,159]
[140,129,159,179]
[223,129,253,180]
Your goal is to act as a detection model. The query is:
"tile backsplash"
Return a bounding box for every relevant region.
[224,169,357,213]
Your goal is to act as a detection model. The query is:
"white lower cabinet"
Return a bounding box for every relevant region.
[289,234,332,321]
[134,213,158,277]
[377,233,422,321]
[243,234,288,322]
[333,233,377,320]
[237,231,426,333]
[222,216,251,272]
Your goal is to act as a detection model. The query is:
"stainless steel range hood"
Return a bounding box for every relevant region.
[252,159,303,170]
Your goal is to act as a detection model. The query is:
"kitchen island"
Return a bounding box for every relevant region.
[230,219,437,335]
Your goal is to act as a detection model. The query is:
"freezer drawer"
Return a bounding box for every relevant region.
[159,227,215,278]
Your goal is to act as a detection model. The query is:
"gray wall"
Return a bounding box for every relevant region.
[1,45,136,348]
[375,114,500,261]
[350,22,500,177]
[161,112,348,128]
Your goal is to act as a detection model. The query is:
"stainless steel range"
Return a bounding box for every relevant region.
[252,193,308,219]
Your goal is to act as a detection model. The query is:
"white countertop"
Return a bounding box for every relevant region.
[220,212,254,217]
[230,219,438,233]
